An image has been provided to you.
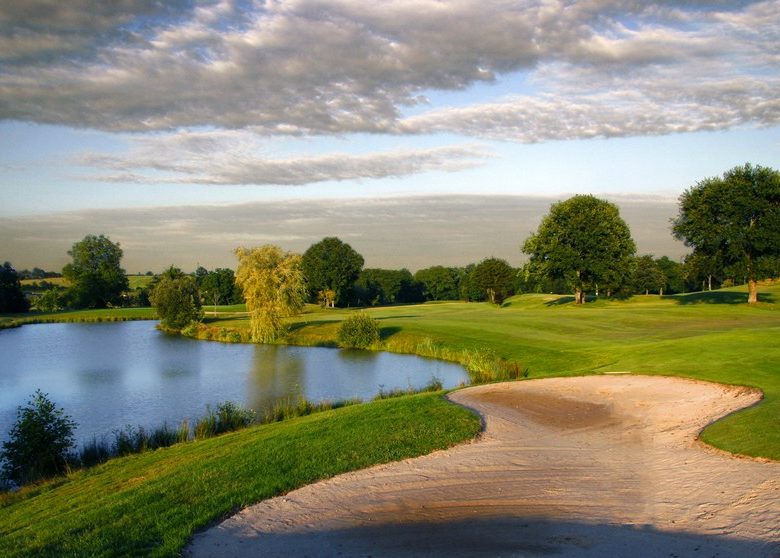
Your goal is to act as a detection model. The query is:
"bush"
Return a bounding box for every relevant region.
[337,312,380,349]
[0,390,77,485]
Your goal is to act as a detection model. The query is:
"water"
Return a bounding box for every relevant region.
[0,321,468,447]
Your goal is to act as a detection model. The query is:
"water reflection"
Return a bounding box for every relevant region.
[248,345,306,412]
[0,322,469,447]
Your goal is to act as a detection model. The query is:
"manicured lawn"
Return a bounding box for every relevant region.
[2,283,777,556]
[248,284,778,460]
[0,393,479,557]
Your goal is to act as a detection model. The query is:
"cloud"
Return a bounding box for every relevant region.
[75,130,489,185]
[0,195,685,273]
[0,0,775,142]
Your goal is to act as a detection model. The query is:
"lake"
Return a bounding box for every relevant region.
[0,321,468,447]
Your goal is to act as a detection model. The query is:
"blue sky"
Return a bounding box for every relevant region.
[1,1,778,269]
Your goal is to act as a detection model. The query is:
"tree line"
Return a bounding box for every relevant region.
[2,164,778,321]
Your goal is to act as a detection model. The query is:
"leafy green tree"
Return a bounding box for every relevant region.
[470,258,516,305]
[633,255,666,295]
[523,195,636,304]
[673,164,780,304]
[33,289,65,312]
[655,256,686,295]
[235,245,307,343]
[458,264,484,302]
[1,390,77,485]
[414,266,460,301]
[62,234,129,308]
[355,268,424,306]
[0,261,29,313]
[149,266,203,330]
[200,268,243,312]
[301,237,364,307]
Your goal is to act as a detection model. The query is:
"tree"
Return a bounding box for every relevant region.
[1,390,76,485]
[301,237,364,307]
[673,164,780,304]
[655,256,686,295]
[62,234,129,308]
[200,268,243,312]
[633,255,666,295]
[149,266,203,330]
[234,245,307,343]
[414,266,460,301]
[355,268,424,306]
[523,195,636,304]
[0,261,29,313]
[470,258,516,305]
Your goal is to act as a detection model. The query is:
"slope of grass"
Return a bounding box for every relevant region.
[0,393,479,557]
[256,283,777,460]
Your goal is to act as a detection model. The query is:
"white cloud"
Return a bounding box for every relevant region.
[75,130,490,185]
[0,0,775,141]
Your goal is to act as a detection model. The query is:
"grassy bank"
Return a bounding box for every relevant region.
[203,283,780,460]
[0,392,479,557]
[0,307,157,330]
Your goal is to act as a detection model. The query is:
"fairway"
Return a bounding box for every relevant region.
[208,283,780,460]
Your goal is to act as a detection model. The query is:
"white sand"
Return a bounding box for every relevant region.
[186,376,780,557]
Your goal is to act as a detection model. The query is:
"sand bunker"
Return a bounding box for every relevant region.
[186,376,780,557]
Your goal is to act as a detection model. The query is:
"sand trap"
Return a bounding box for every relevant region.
[186,376,780,557]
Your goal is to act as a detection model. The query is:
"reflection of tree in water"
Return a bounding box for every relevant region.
[248,345,306,413]
[337,348,378,364]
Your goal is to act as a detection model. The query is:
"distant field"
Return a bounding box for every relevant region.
[20,275,155,290]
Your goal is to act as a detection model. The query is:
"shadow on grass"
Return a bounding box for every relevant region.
[188,516,779,557]
[670,291,775,305]
[379,326,402,340]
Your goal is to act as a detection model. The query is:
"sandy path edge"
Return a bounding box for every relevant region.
[186,375,780,557]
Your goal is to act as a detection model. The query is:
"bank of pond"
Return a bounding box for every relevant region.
[0,321,469,468]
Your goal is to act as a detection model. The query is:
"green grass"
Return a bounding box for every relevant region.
[1,282,778,556]
[0,393,479,557]
[233,283,778,460]
[0,307,158,329]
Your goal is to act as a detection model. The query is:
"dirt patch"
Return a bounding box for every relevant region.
[186,376,780,557]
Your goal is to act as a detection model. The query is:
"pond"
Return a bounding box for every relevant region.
[0,321,468,447]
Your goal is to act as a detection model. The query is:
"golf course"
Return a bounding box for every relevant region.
[1,283,778,556]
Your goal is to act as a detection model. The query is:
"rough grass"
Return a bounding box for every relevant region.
[0,393,479,558]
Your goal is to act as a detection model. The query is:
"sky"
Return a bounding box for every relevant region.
[1,0,779,272]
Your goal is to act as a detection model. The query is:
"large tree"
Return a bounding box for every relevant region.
[200,267,243,311]
[149,266,203,330]
[301,237,364,308]
[633,255,666,295]
[523,195,636,304]
[234,245,307,343]
[355,268,424,306]
[673,164,780,304]
[62,234,129,308]
[0,262,29,313]
[414,266,460,301]
[470,258,516,305]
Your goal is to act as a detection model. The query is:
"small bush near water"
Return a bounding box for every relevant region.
[338,312,380,349]
[0,390,76,486]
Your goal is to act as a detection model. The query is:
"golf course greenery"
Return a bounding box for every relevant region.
[1,282,778,556]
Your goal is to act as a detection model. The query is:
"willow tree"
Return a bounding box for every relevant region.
[234,245,306,343]
[673,164,780,304]
[523,195,636,304]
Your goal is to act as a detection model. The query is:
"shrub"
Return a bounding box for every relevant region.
[195,402,255,440]
[337,312,380,349]
[0,390,77,485]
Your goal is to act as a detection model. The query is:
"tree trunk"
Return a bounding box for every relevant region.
[708,275,712,291]
[748,279,758,304]
[575,289,585,304]
[659,287,664,296]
